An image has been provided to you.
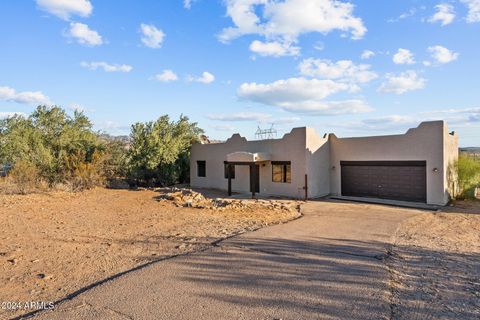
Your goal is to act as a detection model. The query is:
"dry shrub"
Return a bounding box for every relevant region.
[8,160,40,194]
[0,177,18,194]
[67,151,106,191]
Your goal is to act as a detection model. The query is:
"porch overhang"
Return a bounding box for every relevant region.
[225,152,271,163]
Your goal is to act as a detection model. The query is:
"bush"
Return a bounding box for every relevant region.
[126,115,203,187]
[66,151,106,191]
[0,106,205,193]
[8,160,40,194]
[456,155,480,199]
[0,106,108,192]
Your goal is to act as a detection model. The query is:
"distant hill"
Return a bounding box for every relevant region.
[99,133,131,144]
[460,147,480,153]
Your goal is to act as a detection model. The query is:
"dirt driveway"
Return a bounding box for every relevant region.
[30,200,424,320]
[0,188,299,320]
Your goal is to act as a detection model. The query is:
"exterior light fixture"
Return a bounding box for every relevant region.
[433,168,439,172]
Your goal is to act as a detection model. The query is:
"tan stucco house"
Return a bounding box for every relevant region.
[190,121,458,205]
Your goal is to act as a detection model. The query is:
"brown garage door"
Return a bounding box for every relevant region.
[341,161,426,203]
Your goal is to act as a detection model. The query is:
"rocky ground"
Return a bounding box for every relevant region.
[0,187,300,319]
[387,201,480,320]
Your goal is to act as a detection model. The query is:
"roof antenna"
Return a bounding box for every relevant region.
[255,124,277,140]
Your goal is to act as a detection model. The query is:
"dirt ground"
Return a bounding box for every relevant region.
[0,188,299,319]
[388,201,480,319]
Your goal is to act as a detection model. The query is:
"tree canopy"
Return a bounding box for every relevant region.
[126,115,203,186]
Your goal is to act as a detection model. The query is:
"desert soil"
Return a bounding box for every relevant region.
[388,201,480,319]
[0,188,299,319]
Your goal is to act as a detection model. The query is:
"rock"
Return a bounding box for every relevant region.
[7,258,17,265]
[37,273,53,279]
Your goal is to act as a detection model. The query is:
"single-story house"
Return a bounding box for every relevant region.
[190,121,458,206]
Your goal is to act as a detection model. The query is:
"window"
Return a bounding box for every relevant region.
[224,164,235,179]
[197,161,206,177]
[272,161,291,183]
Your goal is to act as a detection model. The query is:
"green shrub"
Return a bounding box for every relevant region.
[0,106,107,192]
[456,155,480,199]
[126,115,203,187]
[0,106,205,192]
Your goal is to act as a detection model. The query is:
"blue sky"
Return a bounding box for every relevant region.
[0,0,479,146]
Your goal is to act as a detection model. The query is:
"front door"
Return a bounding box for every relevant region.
[249,164,260,193]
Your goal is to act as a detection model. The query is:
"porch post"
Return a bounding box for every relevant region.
[251,163,256,199]
[227,163,232,196]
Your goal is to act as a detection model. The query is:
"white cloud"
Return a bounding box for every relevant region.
[211,124,236,131]
[378,70,426,95]
[238,77,348,103]
[207,112,272,122]
[36,0,92,20]
[428,3,455,26]
[277,99,373,115]
[423,60,432,67]
[0,112,27,119]
[237,77,372,115]
[219,0,367,47]
[140,23,165,48]
[361,115,417,130]
[81,61,133,72]
[428,45,459,64]
[461,0,480,23]
[188,71,215,84]
[421,107,480,124]
[393,48,415,65]
[0,86,52,105]
[67,22,103,46]
[387,8,417,23]
[154,70,178,82]
[272,116,300,124]
[183,0,199,9]
[360,50,375,60]
[299,58,378,88]
[208,112,300,125]
[314,42,325,51]
[249,40,300,57]
[348,107,480,132]
[67,103,91,112]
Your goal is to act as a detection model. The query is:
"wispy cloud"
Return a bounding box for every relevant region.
[81,61,133,72]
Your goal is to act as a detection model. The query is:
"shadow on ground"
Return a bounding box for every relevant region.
[170,237,480,319]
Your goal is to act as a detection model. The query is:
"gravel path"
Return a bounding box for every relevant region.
[387,201,480,319]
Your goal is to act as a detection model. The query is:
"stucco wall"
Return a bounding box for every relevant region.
[329,121,450,205]
[443,124,459,203]
[191,121,457,205]
[305,128,330,198]
[190,128,309,198]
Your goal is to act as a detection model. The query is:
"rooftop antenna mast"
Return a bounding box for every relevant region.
[255,124,277,140]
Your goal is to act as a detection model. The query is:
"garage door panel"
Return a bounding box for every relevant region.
[341,161,426,203]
